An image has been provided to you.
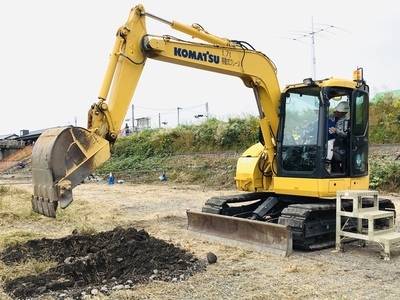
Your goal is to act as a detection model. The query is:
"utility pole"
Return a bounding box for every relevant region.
[311,16,317,79]
[177,107,182,125]
[132,104,135,132]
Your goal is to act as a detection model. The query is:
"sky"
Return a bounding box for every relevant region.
[1,0,399,135]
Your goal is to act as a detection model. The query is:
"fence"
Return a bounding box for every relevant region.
[0,140,25,148]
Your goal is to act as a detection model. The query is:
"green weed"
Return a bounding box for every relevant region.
[95,115,400,192]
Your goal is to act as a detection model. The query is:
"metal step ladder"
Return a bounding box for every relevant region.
[336,190,400,260]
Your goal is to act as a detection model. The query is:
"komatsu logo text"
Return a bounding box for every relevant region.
[174,47,220,64]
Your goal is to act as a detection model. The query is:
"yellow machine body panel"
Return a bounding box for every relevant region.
[273,177,369,198]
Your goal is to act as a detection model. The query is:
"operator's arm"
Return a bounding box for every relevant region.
[329,117,349,139]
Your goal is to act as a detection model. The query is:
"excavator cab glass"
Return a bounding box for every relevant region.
[348,88,369,177]
[276,83,367,179]
[278,88,320,175]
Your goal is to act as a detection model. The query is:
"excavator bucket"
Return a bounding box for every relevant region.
[186,211,293,256]
[31,126,110,217]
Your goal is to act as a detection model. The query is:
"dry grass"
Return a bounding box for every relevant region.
[1,179,400,300]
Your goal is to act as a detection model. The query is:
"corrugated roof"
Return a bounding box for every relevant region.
[0,133,19,140]
[1,126,69,141]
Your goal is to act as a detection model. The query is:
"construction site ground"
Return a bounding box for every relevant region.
[0,145,400,299]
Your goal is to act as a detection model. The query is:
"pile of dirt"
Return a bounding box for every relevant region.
[0,226,206,299]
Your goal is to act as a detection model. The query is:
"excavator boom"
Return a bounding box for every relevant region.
[31,4,280,217]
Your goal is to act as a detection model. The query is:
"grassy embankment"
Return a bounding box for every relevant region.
[97,92,400,192]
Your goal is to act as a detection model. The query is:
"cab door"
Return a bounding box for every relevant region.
[349,88,369,176]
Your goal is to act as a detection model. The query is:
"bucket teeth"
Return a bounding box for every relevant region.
[31,126,111,217]
[31,196,58,218]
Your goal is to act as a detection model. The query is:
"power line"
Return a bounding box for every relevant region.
[134,106,176,112]
[134,103,206,112]
[128,102,209,129]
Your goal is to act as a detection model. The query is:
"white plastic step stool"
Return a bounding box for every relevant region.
[336,190,400,260]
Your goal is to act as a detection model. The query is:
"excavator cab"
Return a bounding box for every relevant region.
[276,80,369,182]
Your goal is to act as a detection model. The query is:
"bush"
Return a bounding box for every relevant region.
[96,113,400,192]
[96,116,259,183]
[369,160,400,191]
[370,93,400,143]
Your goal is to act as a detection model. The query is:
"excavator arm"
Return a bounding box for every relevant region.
[31,4,281,218]
[32,5,149,217]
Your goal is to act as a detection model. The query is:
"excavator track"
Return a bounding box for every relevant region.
[279,197,396,250]
[202,192,280,218]
[190,193,397,252]
[278,202,342,250]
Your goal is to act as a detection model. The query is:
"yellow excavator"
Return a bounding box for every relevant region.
[31,4,395,256]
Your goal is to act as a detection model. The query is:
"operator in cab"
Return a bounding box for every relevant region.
[328,101,350,173]
[328,101,350,139]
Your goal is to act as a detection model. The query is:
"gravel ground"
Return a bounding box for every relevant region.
[1,144,399,299]
[1,178,400,300]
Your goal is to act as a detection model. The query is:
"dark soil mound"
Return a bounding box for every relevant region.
[1,226,206,299]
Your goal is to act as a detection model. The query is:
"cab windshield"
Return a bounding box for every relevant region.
[279,87,352,174]
[283,92,320,146]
